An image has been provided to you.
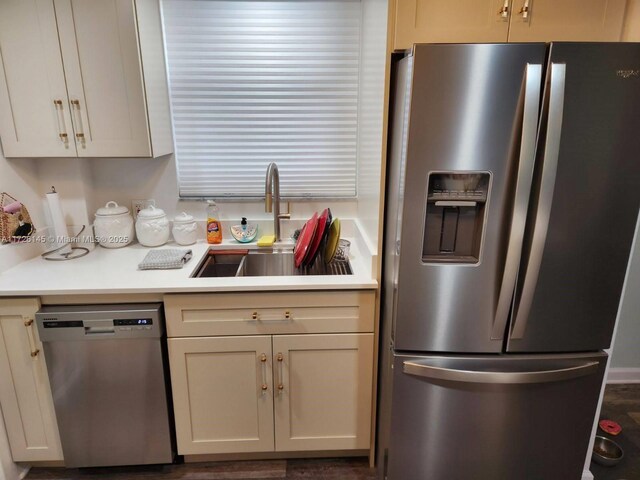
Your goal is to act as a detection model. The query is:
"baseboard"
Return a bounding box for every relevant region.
[581,469,594,480]
[607,367,640,383]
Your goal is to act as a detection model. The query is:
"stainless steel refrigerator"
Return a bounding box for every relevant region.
[378,43,640,480]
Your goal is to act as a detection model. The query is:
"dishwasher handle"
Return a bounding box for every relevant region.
[84,326,116,335]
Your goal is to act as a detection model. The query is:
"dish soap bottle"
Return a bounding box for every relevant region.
[206,200,222,244]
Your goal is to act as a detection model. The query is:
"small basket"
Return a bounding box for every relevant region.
[1,192,36,244]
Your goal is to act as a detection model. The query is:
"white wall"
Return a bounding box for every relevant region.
[356,0,388,261]
[610,214,640,369]
[0,148,44,273]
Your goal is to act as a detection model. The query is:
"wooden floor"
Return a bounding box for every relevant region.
[26,457,377,480]
[591,383,640,480]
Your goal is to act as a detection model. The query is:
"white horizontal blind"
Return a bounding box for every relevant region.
[162,0,361,198]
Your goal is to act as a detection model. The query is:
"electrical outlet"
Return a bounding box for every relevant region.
[131,199,156,220]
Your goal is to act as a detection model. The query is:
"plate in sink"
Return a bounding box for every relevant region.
[294,212,318,268]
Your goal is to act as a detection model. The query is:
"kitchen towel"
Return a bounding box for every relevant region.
[138,249,193,270]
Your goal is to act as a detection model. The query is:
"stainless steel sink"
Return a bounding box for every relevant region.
[238,250,352,276]
[192,249,352,277]
[239,250,297,276]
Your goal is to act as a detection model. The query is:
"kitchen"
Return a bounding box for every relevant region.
[0,1,639,480]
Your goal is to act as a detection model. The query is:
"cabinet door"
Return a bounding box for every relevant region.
[0,299,63,462]
[54,0,152,157]
[168,336,275,454]
[273,333,374,452]
[508,0,626,42]
[394,0,511,51]
[0,0,76,157]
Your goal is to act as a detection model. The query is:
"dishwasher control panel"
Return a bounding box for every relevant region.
[36,304,163,341]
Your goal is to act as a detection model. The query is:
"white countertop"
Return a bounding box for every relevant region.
[0,233,377,296]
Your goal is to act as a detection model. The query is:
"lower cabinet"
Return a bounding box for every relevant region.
[0,298,63,462]
[169,335,275,454]
[273,334,373,452]
[166,290,376,457]
[168,332,374,455]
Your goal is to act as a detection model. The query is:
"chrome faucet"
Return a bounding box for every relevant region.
[265,162,290,242]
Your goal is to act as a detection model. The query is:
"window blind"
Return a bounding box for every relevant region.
[162,0,361,198]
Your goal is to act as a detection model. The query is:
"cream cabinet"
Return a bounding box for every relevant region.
[0,0,172,158]
[0,298,63,462]
[165,291,376,457]
[393,0,627,50]
[273,334,373,452]
[168,335,275,455]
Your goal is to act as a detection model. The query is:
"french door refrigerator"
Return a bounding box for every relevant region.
[378,43,640,480]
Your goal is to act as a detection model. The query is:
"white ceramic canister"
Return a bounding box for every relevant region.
[172,212,198,246]
[135,205,170,247]
[94,201,134,248]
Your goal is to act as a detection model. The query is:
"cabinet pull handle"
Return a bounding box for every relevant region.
[70,99,86,143]
[276,352,284,393]
[519,0,530,19]
[23,318,40,358]
[53,99,68,143]
[498,0,509,18]
[259,353,268,394]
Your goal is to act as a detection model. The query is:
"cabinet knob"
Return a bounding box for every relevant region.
[498,2,509,18]
[252,311,258,320]
[260,353,267,362]
[31,349,40,357]
[261,384,268,391]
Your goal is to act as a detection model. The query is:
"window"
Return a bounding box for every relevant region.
[162,0,361,198]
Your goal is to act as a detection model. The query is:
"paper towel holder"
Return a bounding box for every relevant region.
[41,186,90,261]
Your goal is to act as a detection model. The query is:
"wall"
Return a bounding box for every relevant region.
[610,214,640,370]
[0,149,43,273]
[356,0,388,261]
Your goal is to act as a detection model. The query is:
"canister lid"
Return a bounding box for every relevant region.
[137,205,166,219]
[173,211,195,224]
[95,201,129,216]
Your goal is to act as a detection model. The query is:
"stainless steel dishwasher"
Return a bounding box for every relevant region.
[36,304,174,468]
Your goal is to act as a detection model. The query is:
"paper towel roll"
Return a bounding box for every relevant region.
[46,188,72,255]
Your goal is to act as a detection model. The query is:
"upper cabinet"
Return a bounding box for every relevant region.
[0,0,173,158]
[507,0,627,42]
[394,0,511,49]
[393,0,628,50]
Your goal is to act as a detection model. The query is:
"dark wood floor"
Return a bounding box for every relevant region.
[26,384,640,480]
[591,383,640,480]
[26,457,377,480]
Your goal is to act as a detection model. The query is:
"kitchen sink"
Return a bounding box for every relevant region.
[192,249,352,278]
[193,252,245,277]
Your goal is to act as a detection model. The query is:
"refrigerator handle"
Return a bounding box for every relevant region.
[510,63,567,340]
[491,63,543,339]
[403,359,598,384]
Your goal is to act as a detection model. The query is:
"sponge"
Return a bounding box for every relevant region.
[257,235,276,247]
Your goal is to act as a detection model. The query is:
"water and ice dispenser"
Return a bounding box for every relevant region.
[423,172,490,264]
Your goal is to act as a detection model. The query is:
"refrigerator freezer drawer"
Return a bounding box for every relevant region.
[386,352,606,480]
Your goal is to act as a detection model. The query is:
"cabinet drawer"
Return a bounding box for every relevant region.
[164,291,375,337]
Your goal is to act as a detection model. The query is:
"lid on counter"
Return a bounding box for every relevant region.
[174,211,195,224]
[137,205,166,219]
[95,201,129,216]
